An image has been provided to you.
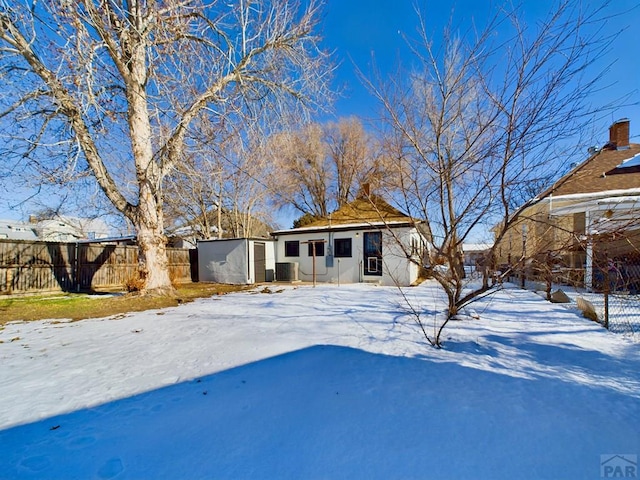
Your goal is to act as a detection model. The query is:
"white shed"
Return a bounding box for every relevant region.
[197,238,275,284]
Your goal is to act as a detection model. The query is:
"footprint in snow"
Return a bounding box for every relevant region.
[20,455,51,472]
[98,457,124,479]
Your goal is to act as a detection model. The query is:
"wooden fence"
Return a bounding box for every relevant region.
[0,239,197,295]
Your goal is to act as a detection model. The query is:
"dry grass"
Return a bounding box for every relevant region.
[0,283,248,326]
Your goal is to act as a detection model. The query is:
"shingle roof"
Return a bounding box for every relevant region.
[544,143,640,198]
[304,195,414,228]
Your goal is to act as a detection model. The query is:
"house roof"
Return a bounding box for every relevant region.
[0,220,37,241]
[306,195,414,227]
[541,143,640,199]
[463,243,494,253]
[272,195,417,235]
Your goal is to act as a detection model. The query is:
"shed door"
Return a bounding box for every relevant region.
[253,242,266,283]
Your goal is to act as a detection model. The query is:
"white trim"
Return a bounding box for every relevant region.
[550,195,640,216]
[547,187,640,203]
[272,220,412,235]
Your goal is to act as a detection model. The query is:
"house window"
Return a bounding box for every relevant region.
[334,238,352,258]
[284,240,299,257]
[307,240,325,257]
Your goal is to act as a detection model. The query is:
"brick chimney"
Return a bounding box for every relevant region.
[358,182,371,198]
[609,118,630,149]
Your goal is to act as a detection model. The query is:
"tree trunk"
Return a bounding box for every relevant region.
[137,224,173,294]
[135,185,173,295]
[124,32,175,295]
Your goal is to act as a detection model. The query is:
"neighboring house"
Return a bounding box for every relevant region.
[1,216,113,242]
[0,220,38,241]
[34,216,112,242]
[463,243,493,271]
[270,193,430,287]
[198,238,275,284]
[495,118,640,290]
[167,226,201,249]
[166,210,273,249]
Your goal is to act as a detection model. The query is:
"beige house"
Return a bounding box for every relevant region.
[495,118,640,290]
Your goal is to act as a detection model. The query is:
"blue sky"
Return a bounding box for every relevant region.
[1,0,638,224]
[320,0,640,143]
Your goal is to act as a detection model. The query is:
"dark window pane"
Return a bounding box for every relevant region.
[334,238,352,257]
[284,240,299,257]
[308,240,325,257]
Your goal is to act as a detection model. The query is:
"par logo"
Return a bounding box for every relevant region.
[601,454,637,478]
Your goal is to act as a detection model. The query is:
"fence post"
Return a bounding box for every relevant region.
[74,242,80,292]
[6,268,13,293]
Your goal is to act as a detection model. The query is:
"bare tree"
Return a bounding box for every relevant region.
[222,140,276,238]
[268,116,384,221]
[367,0,616,346]
[0,0,332,294]
[325,117,384,207]
[163,119,227,241]
[268,122,331,218]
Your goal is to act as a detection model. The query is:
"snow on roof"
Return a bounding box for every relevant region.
[463,243,493,252]
[0,220,37,241]
[616,151,640,169]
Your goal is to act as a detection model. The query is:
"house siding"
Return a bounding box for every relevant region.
[273,226,423,286]
[495,199,585,268]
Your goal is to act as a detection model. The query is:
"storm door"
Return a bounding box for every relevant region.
[363,232,382,276]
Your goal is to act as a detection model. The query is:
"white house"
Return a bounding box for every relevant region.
[198,238,275,284]
[0,220,38,240]
[0,216,113,242]
[34,216,112,242]
[271,195,429,287]
[463,243,493,271]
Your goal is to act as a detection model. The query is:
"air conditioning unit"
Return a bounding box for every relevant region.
[275,262,299,282]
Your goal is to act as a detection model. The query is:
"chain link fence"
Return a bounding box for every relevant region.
[508,232,640,337]
[595,243,640,336]
[603,292,640,336]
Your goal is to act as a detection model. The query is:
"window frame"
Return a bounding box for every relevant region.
[284,240,300,257]
[307,240,325,257]
[333,238,352,258]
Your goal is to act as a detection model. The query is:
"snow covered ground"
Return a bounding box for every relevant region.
[519,277,640,336]
[0,282,638,479]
